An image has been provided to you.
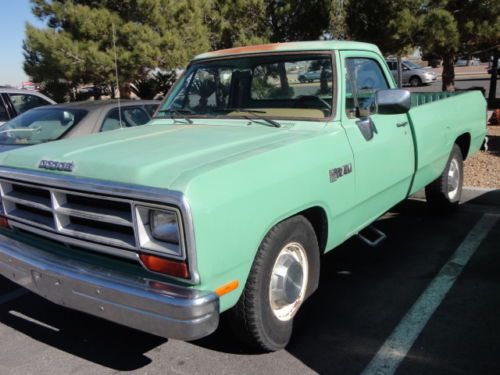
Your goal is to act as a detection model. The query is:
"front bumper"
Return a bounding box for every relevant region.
[422,75,437,83]
[0,233,219,340]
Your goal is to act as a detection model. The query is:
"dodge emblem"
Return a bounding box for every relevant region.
[38,160,74,172]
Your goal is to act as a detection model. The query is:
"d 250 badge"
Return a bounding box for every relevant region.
[329,163,352,183]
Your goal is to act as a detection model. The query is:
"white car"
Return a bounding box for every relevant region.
[386,60,437,86]
[0,88,55,125]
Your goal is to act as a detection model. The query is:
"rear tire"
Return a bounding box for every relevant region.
[229,215,320,352]
[425,144,463,212]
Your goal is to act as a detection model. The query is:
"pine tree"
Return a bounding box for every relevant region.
[24,0,211,98]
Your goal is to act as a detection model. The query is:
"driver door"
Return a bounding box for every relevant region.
[339,51,415,231]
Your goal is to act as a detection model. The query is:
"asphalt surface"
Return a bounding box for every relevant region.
[0,189,499,375]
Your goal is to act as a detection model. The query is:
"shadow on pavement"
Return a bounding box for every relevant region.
[0,292,166,371]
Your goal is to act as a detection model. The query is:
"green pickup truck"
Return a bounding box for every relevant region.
[0,41,487,351]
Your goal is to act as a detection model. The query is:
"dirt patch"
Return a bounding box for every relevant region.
[464,126,500,189]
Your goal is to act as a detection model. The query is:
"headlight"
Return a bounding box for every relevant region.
[150,210,180,244]
[135,206,183,258]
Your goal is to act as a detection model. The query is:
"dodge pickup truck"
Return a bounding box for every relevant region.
[0,41,487,351]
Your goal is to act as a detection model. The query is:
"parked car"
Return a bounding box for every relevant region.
[0,100,159,152]
[386,59,437,86]
[0,88,55,125]
[298,69,332,83]
[0,41,486,351]
[455,57,481,67]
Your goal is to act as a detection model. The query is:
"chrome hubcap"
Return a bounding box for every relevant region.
[447,158,460,200]
[269,242,308,321]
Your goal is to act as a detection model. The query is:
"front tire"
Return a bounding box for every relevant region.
[425,144,464,212]
[409,76,422,87]
[229,215,320,351]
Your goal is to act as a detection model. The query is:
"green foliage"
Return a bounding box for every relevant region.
[25,0,210,98]
[40,80,70,103]
[267,0,331,42]
[328,0,350,39]
[206,0,269,49]
[347,0,425,55]
[419,7,459,56]
[130,77,159,100]
[417,0,499,91]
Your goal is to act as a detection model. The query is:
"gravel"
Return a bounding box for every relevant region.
[464,126,500,189]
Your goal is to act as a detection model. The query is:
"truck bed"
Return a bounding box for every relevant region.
[407,90,487,195]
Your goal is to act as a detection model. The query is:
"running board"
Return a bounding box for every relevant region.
[356,225,387,247]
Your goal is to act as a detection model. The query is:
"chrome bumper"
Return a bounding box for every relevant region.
[0,233,219,340]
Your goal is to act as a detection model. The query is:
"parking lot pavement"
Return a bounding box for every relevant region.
[0,189,499,375]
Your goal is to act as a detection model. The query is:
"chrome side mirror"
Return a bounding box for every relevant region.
[375,89,411,115]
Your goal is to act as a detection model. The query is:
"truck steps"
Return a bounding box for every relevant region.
[356,225,387,247]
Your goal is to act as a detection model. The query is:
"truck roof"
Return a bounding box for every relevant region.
[193,40,380,61]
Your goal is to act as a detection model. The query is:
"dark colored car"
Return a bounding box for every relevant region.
[298,69,332,83]
[0,100,159,152]
[0,89,56,125]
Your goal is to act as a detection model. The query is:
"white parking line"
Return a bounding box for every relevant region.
[361,213,499,375]
[0,288,29,305]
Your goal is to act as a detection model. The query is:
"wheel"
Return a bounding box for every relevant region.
[229,215,320,351]
[425,144,463,212]
[409,76,422,87]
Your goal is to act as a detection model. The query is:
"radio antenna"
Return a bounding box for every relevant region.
[112,23,123,128]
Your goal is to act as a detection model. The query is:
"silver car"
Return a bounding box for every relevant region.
[0,88,56,126]
[0,100,159,153]
[386,60,437,86]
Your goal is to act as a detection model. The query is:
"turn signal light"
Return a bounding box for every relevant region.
[139,254,189,279]
[215,280,239,297]
[0,216,10,229]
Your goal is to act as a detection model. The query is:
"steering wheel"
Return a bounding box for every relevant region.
[293,95,331,110]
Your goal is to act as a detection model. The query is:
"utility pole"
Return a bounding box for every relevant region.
[488,51,498,105]
[397,55,403,88]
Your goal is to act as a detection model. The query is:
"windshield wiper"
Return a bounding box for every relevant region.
[157,109,193,124]
[211,108,281,128]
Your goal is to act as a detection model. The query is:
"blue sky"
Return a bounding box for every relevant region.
[0,0,44,87]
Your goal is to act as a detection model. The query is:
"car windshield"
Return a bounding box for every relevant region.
[0,108,88,145]
[158,53,334,121]
[404,61,423,70]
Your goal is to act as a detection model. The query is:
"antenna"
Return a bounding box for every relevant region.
[112,23,123,128]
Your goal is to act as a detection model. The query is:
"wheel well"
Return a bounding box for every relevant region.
[298,206,328,253]
[410,75,421,82]
[455,133,471,160]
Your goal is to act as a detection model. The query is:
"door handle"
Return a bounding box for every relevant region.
[396,121,408,127]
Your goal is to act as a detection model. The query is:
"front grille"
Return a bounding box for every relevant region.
[0,179,136,249]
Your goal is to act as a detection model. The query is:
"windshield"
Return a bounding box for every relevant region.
[158,53,334,121]
[404,61,423,70]
[0,108,88,145]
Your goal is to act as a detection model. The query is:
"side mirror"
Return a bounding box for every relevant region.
[375,89,411,115]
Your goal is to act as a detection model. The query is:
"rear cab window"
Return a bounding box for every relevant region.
[101,107,151,132]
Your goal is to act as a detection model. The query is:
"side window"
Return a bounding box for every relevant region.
[144,104,158,117]
[173,68,232,112]
[8,94,50,115]
[101,107,151,132]
[345,58,389,118]
[0,97,9,122]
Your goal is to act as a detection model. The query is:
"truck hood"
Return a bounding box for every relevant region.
[0,124,313,190]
